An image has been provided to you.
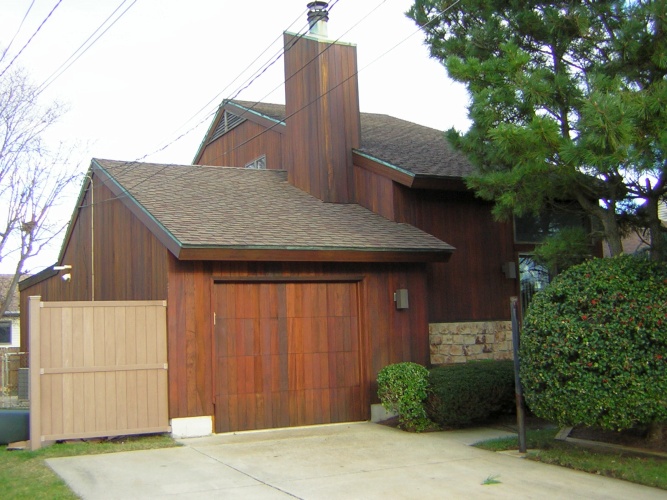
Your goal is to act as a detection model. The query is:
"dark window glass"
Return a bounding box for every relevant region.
[514,209,587,243]
[0,321,11,344]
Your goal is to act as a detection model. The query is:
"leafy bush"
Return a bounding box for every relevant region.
[426,360,515,428]
[521,255,667,431]
[377,362,431,431]
[532,226,593,274]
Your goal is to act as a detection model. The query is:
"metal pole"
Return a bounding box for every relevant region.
[511,296,527,453]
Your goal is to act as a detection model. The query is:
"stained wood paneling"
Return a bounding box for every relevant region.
[20,178,169,349]
[394,186,516,322]
[197,120,285,169]
[284,33,360,203]
[29,299,169,450]
[167,259,430,421]
[353,164,397,221]
[213,281,361,432]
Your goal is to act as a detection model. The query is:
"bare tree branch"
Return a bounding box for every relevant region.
[0,64,78,318]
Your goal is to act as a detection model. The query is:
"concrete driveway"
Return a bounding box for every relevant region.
[46,422,665,499]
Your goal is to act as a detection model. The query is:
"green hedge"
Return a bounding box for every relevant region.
[377,362,432,431]
[426,360,516,428]
[521,255,667,430]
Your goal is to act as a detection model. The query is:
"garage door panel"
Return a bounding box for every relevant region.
[259,283,283,319]
[227,394,238,432]
[311,317,328,353]
[272,391,290,428]
[216,395,230,432]
[217,286,235,319]
[302,317,314,353]
[285,283,302,318]
[316,352,330,389]
[258,318,275,355]
[235,284,259,319]
[214,282,362,433]
[327,283,356,317]
[288,352,305,391]
[345,352,360,387]
[345,317,359,352]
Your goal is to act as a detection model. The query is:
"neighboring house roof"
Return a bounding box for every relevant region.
[93,159,454,262]
[0,275,21,315]
[201,100,475,180]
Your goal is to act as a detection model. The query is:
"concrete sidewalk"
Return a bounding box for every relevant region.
[46,422,665,499]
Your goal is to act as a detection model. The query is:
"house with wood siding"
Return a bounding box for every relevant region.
[21,3,533,435]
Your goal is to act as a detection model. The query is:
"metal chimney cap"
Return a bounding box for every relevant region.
[307,1,329,37]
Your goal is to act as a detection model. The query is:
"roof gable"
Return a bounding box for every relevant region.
[194,101,474,181]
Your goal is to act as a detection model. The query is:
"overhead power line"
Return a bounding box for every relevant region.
[177,6,310,136]
[77,0,462,211]
[37,0,138,94]
[0,0,64,80]
[1,0,36,64]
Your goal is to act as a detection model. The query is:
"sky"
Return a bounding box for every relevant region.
[0,0,470,273]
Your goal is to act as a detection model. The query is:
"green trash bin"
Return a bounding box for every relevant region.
[0,409,29,445]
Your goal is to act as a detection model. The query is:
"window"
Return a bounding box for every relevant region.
[514,207,588,243]
[519,256,550,317]
[245,155,266,170]
[0,321,11,344]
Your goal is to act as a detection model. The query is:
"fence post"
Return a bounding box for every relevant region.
[29,296,42,451]
[511,296,527,453]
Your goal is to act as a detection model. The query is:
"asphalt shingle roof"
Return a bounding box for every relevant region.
[229,101,475,178]
[0,275,21,313]
[95,159,453,253]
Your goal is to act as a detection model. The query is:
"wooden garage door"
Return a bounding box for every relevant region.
[213,281,362,433]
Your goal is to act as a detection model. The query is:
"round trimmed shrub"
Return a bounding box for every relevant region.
[377,362,431,431]
[520,255,667,431]
[426,360,515,428]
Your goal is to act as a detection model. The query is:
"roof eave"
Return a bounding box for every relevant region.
[352,150,468,191]
[92,160,184,259]
[177,246,454,263]
[19,266,58,291]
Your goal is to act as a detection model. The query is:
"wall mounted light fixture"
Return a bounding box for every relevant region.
[502,262,517,279]
[394,289,409,310]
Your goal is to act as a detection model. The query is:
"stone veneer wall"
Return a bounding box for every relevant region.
[429,321,513,365]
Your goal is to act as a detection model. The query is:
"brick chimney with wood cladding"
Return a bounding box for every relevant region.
[284,2,361,203]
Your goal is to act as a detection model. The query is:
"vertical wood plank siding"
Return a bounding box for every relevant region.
[353,164,396,220]
[213,281,362,432]
[351,163,518,322]
[167,257,429,420]
[21,179,169,348]
[197,120,285,169]
[394,186,516,322]
[284,33,360,203]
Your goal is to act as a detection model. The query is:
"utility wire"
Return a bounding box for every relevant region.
[133,0,345,175]
[79,0,386,201]
[0,0,64,80]
[150,0,344,161]
[1,0,36,64]
[176,7,309,138]
[36,0,138,94]
[104,6,316,182]
[78,0,458,210]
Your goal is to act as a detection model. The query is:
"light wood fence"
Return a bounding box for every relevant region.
[28,297,170,450]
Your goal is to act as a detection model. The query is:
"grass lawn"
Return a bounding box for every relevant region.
[0,434,178,499]
[474,428,667,490]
